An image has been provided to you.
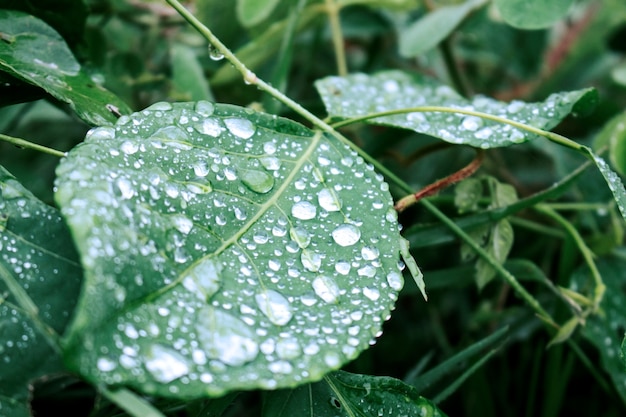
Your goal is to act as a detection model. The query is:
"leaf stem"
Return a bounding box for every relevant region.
[324,0,348,76]
[0,133,66,158]
[534,204,605,312]
[395,148,484,212]
[420,198,558,328]
[440,38,470,97]
[165,0,408,199]
[330,106,590,155]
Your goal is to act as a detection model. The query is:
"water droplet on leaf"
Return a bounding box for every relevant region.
[255,289,293,326]
[291,201,317,220]
[241,169,274,194]
[224,118,255,139]
[312,275,341,304]
[332,224,361,246]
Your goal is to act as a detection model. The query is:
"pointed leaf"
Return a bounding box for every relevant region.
[55,101,406,398]
[0,166,82,416]
[0,10,131,126]
[315,70,596,148]
[590,153,626,222]
[399,0,486,57]
[262,370,448,417]
[475,219,514,289]
[494,0,575,30]
[237,0,282,28]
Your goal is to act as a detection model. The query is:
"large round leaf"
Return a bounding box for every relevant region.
[55,101,406,398]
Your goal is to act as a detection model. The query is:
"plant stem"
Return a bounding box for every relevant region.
[440,38,470,97]
[420,198,558,328]
[330,106,590,154]
[534,204,605,311]
[167,0,560,334]
[165,0,408,196]
[325,0,348,76]
[0,133,66,158]
[395,149,484,212]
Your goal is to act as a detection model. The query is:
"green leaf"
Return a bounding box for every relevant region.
[55,101,407,398]
[475,218,513,289]
[590,153,626,222]
[0,166,82,416]
[0,10,131,126]
[315,70,596,148]
[0,0,88,47]
[399,0,486,57]
[454,178,483,213]
[170,44,213,102]
[262,370,448,417]
[494,0,575,30]
[570,256,626,403]
[237,0,282,28]
[594,111,626,177]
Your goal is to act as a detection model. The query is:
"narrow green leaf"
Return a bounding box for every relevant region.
[315,70,596,148]
[0,10,131,126]
[570,256,626,403]
[494,0,575,30]
[262,370,448,417]
[590,153,626,222]
[594,111,626,177]
[547,316,580,348]
[407,326,509,392]
[237,0,282,28]
[101,388,167,417]
[0,166,82,416]
[56,101,407,398]
[170,44,213,102]
[399,0,486,57]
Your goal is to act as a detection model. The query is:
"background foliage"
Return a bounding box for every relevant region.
[1,0,626,416]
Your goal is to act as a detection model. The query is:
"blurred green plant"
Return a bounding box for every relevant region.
[1,0,626,416]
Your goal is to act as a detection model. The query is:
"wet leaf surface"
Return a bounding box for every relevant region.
[0,10,131,126]
[315,70,596,148]
[56,101,406,398]
[0,166,82,416]
[262,370,448,417]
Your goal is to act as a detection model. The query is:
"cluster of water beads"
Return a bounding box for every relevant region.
[317,70,590,148]
[59,101,406,396]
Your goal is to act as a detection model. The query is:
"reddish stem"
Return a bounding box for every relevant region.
[395,149,485,213]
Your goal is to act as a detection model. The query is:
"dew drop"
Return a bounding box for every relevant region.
[474,127,493,140]
[224,118,255,139]
[97,357,117,372]
[255,289,293,326]
[116,177,135,199]
[301,249,322,272]
[363,287,380,301]
[241,169,274,194]
[312,275,341,304]
[120,140,139,154]
[195,100,215,116]
[145,344,190,383]
[317,188,342,212]
[171,214,193,234]
[193,161,210,177]
[335,261,351,275]
[87,126,116,140]
[208,44,224,61]
[182,258,221,301]
[361,246,379,260]
[324,351,341,368]
[194,118,223,137]
[331,224,361,247]
[275,338,301,360]
[259,156,281,170]
[291,201,317,220]
[289,226,311,248]
[461,116,483,131]
[146,102,173,111]
[196,307,259,366]
[263,141,277,154]
[386,271,404,291]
